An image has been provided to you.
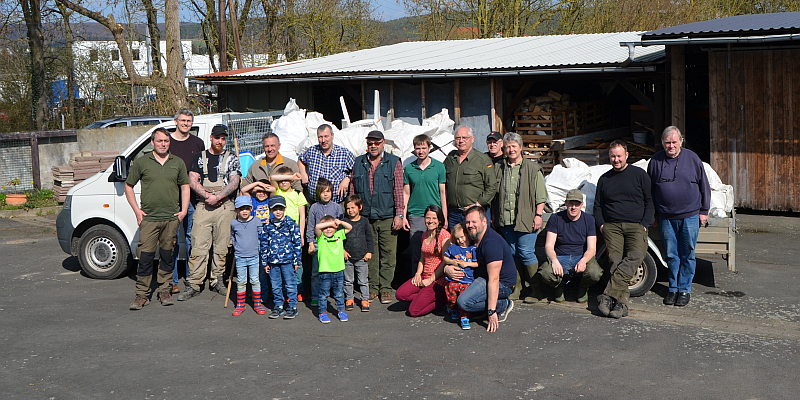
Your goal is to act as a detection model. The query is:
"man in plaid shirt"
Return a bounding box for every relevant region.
[298,124,355,204]
[349,130,405,304]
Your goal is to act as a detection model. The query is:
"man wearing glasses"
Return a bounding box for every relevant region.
[594,140,654,318]
[647,126,710,307]
[350,130,405,304]
[443,126,498,226]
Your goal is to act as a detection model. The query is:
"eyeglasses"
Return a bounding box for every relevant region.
[659,158,679,182]
[454,136,471,142]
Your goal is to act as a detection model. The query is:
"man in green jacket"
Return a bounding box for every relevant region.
[492,132,548,303]
[444,126,498,227]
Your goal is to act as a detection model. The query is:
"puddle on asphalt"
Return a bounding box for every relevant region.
[705,290,746,298]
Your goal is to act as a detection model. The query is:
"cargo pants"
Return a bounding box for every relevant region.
[186,200,236,291]
[135,219,180,297]
[601,222,647,305]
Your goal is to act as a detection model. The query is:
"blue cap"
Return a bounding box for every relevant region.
[234,195,252,209]
[268,196,286,209]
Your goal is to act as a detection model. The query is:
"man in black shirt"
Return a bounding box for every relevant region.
[593,140,654,318]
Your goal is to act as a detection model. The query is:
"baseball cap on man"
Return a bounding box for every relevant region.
[366,130,384,141]
[268,196,286,209]
[565,189,584,203]
[211,124,228,137]
[486,131,503,142]
[234,195,252,209]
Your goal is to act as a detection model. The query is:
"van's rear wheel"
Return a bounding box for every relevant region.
[78,225,131,279]
[597,245,658,297]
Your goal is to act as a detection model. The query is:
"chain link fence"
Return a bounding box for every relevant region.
[0,139,34,194]
[223,111,284,156]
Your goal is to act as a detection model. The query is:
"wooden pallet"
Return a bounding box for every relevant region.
[514,108,578,138]
[576,101,612,134]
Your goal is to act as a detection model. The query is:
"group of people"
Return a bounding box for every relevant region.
[125,107,710,332]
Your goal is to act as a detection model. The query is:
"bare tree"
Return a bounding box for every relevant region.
[21,0,47,129]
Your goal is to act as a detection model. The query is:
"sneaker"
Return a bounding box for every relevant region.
[460,317,471,330]
[310,299,319,307]
[345,299,355,311]
[297,293,304,302]
[157,290,174,306]
[283,308,298,319]
[129,295,149,310]
[338,311,349,322]
[497,299,514,322]
[269,307,285,319]
[361,300,370,312]
[608,302,629,319]
[380,292,392,304]
[319,313,331,324]
[177,286,200,301]
[448,307,459,321]
[597,294,614,317]
[170,284,181,294]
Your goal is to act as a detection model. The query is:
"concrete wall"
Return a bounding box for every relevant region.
[37,126,150,189]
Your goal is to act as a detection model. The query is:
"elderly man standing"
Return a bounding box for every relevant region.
[444,126,498,226]
[179,124,242,301]
[537,189,603,303]
[485,131,505,164]
[446,206,517,332]
[648,126,710,307]
[242,132,302,192]
[298,124,354,204]
[350,130,405,304]
[594,140,654,318]
[168,108,205,294]
[493,132,548,303]
[125,128,190,310]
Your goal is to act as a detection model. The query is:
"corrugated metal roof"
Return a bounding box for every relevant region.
[643,12,800,38]
[198,32,663,81]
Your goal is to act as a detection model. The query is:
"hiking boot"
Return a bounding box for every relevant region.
[554,284,565,303]
[380,292,392,304]
[158,291,174,306]
[663,292,678,305]
[338,311,349,322]
[345,299,355,311]
[178,286,200,301]
[283,308,298,319]
[129,295,149,310]
[497,300,514,323]
[170,284,181,294]
[460,317,471,330]
[608,302,629,319]
[210,280,227,294]
[361,300,370,312]
[269,307,285,319]
[597,294,614,317]
[577,287,589,303]
[319,313,331,324]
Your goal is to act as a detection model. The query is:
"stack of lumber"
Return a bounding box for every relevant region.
[514,90,578,138]
[52,150,118,202]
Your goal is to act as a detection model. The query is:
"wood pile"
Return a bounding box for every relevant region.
[514,90,578,137]
[52,151,119,202]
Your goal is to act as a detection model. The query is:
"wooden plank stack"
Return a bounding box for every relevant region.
[52,150,118,202]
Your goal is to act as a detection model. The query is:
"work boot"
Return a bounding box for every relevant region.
[178,286,200,301]
[158,290,174,306]
[129,295,149,310]
[554,283,565,303]
[211,279,227,294]
[597,294,615,317]
[608,302,629,319]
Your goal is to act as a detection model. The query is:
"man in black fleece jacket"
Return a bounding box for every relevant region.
[593,140,654,319]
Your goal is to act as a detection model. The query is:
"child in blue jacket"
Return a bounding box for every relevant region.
[259,196,303,319]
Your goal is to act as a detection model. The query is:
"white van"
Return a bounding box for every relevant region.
[55,112,277,279]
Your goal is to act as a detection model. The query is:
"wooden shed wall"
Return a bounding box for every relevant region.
[709,48,800,211]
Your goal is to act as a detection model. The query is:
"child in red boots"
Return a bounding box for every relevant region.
[230,196,267,316]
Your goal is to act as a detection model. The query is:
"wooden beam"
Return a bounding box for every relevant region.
[421,79,426,119]
[389,80,395,119]
[615,78,656,112]
[502,80,534,122]
[453,79,461,125]
[0,130,76,140]
[361,80,367,120]
[30,136,40,189]
[490,78,497,131]
[550,127,629,151]
[671,45,686,133]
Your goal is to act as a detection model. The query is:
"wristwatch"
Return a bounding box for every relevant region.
[487,309,497,316]
[535,213,543,217]
[397,215,404,219]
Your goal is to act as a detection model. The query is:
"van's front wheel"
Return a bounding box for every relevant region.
[78,225,131,279]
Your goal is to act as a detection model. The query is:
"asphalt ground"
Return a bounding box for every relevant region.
[1,213,799,399]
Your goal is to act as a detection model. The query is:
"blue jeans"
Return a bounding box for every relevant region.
[318,270,345,314]
[172,202,195,284]
[269,263,298,309]
[499,226,539,266]
[235,255,260,293]
[448,206,491,228]
[660,215,700,293]
[456,277,513,314]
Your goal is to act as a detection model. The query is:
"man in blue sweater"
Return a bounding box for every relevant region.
[648,127,711,307]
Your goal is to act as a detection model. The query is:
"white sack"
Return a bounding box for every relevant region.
[270,98,307,160]
[545,158,592,212]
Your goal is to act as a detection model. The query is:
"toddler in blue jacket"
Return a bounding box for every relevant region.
[259,196,303,319]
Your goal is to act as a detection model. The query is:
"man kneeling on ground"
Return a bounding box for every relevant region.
[536,189,602,303]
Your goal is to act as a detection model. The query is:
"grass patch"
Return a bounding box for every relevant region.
[0,189,59,211]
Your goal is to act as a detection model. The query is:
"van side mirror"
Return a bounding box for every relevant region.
[109,155,128,182]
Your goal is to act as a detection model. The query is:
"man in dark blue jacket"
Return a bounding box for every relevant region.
[648,126,711,307]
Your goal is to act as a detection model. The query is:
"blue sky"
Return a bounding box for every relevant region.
[373,0,408,21]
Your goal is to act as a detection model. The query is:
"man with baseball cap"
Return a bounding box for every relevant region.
[349,130,405,304]
[179,124,242,301]
[536,189,602,303]
[485,131,505,164]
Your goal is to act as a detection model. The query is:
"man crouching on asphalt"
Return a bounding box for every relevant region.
[125,128,190,310]
[445,206,517,332]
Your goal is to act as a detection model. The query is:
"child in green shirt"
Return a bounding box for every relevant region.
[315,215,352,323]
